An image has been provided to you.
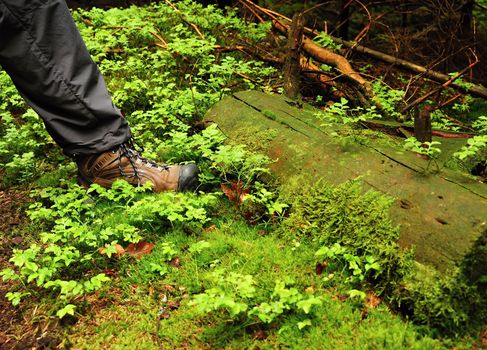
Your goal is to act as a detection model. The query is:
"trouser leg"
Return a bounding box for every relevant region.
[0,0,131,156]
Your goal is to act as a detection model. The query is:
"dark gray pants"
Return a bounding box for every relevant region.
[0,0,131,156]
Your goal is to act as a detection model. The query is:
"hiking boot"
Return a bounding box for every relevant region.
[76,143,199,192]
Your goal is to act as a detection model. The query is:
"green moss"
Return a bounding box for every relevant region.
[279,179,486,335]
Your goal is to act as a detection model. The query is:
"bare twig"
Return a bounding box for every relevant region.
[150,31,168,49]
[237,0,266,24]
[401,50,479,113]
[163,0,205,40]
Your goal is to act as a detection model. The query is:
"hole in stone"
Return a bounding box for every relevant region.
[435,218,448,225]
[438,195,443,199]
[400,199,413,209]
[471,160,486,183]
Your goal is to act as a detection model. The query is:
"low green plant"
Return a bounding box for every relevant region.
[403,137,442,172]
[190,269,322,329]
[281,179,413,295]
[313,32,342,51]
[315,243,382,285]
[0,180,216,316]
[371,80,405,119]
[454,135,487,160]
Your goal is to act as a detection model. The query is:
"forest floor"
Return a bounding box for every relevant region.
[0,2,486,349]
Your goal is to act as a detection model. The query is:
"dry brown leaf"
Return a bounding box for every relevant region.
[305,286,315,294]
[204,224,217,232]
[221,181,249,204]
[169,257,181,268]
[365,292,381,309]
[332,294,348,302]
[125,241,155,259]
[11,236,23,245]
[164,285,175,293]
[252,330,267,341]
[98,244,125,257]
[315,262,324,275]
[167,300,180,310]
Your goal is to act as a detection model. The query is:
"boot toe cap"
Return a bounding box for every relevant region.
[178,163,199,192]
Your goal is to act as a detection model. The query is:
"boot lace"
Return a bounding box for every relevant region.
[117,139,169,186]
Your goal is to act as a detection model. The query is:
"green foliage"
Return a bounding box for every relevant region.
[281,179,413,295]
[316,81,405,130]
[315,243,383,284]
[280,179,485,335]
[0,1,483,344]
[398,264,486,335]
[0,180,216,315]
[317,97,382,139]
[454,135,487,160]
[371,80,405,119]
[403,137,442,172]
[313,32,342,50]
[0,107,53,186]
[190,269,322,329]
[447,73,474,91]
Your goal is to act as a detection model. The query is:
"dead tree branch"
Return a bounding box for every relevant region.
[273,20,374,98]
[239,0,487,99]
[402,51,480,113]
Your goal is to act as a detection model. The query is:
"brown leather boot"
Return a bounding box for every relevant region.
[77,143,199,192]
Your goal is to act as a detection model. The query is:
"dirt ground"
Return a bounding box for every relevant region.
[0,190,61,350]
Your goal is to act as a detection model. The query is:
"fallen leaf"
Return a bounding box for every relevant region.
[221,181,249,204]
[159,312,170,319]
[103,268,117,277]
[164,285,175,293]
[167,300,180,310]
[305,286,315,294]
[252,330,267,341]
[315,262,324,275]
[169,257,181,267]
[98,244,125,257]
[204,224,217,232]
[332,294,348,302]
[125,241,155,259]
[365,292,381,309]
[11,236,23,245]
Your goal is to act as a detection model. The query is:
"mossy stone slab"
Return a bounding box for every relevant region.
[205,90,487,271]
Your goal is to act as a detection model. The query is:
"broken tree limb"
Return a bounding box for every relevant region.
[273,19,379,110]
[272,21,372,92]
[241,0,487,99]
[273,20,373,98]
[283,13,305,99]
[401,54,480,113]
[322,36,487,99]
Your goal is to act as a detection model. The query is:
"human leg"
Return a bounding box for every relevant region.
[0,0,131,156]
[0,0,199,191]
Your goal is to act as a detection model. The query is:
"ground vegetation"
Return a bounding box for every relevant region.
[0,1,486,348]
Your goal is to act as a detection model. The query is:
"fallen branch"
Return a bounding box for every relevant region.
[273,20,373,98]
[338,41,487,98]
[241,0,487,99]
[401,52,480,113]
